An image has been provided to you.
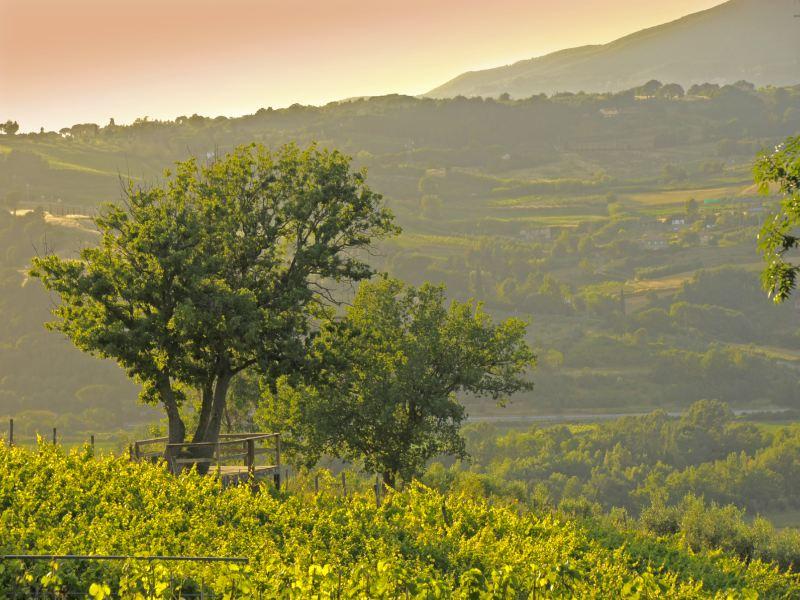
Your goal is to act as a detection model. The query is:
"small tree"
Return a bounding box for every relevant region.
[3,190,23,216]
[31,144,398,450]
[0,120,19,135]
[755,136,800,302]
[263,277,535,486]
[658,83,685,99]
[685,198,699,220]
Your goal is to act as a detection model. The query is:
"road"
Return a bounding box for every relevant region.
[466,407,791,424]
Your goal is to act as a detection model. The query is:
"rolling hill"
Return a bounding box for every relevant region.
[2,82,800,432]
[427,0,800,99]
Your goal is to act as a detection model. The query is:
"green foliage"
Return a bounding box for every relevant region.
[434,401,800,516]
[29,144,398,445]
[0,209,148,430]
[635,260,703,280]
[756,136,800,302]
[638,495,800,572]
[3,83,800,428]
[262,277,534,484]
[0,119,19,135]
[2,442,798,597]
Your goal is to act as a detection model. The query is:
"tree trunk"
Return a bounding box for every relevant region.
[223,407,232,434]
[193,382,214,443]
[204,371,232,444]
[159,378,185,444]
[190,371,232,474]
[158,377,185,474]
[382,470,396,489]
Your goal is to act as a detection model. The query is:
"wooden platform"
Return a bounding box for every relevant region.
[214,464,279,486]
[131,433,282,489]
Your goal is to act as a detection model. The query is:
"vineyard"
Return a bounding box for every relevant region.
[1,443,799,598]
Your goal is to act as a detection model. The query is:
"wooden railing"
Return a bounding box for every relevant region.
[132,436,169,462]
[132,433,281,488]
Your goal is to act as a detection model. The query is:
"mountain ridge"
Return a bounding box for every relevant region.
[427,0,800,98]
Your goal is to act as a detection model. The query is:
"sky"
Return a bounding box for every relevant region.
[1,0,725,132]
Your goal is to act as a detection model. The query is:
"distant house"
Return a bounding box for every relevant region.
[659,216,687,231]
[599,108,619,118]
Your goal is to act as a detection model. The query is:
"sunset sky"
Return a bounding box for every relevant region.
[1,0,724,132]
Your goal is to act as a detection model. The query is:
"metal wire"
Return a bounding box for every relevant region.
[2,555,248,563]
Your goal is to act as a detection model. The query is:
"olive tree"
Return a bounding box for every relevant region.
[31,143,398,449]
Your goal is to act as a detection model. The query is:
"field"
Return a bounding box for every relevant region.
[2,88,800,584]
[622,183,752,207]
[2,442,799,598]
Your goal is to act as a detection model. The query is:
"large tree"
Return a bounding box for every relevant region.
[31,143,398,450]
[756,136,800,302]
[261,277,535,486]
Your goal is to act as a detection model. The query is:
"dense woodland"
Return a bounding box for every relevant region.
[431,400,800,512]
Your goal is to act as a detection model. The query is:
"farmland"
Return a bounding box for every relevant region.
[2,442,799,598]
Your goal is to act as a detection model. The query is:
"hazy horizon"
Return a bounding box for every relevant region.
[1,0,724,132]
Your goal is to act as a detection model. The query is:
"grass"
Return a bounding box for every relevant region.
[628,273,697,293]
[624,184,750,206]
[45,157,118,176]
[482,214,608,226]
[488,194,607,208]
[389,232,478,251]
[729,343,800,363]
[6,436,122,455]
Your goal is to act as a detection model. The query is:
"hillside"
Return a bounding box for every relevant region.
[2,442,799,597]
[2,84,800,435]
[427,0,800,99]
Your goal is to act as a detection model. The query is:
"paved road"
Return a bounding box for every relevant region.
[466,407,792,424]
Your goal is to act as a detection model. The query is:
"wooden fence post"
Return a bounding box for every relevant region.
[90,434,95,449]
[8,418,12,446]
[52,428,57,445]
[273,435,281,491]
[341,471,347,498]
[314,473,319,494]
[374,473,381,507]
[246,438,255,477]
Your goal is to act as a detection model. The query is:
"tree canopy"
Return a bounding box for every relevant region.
[31,143,398,448]
[756,136,800,302]
[0,120,19,135]
[262,277,535,485]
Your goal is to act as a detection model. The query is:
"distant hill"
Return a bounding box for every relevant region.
[2,82,800,434]
[427,0,800,99]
